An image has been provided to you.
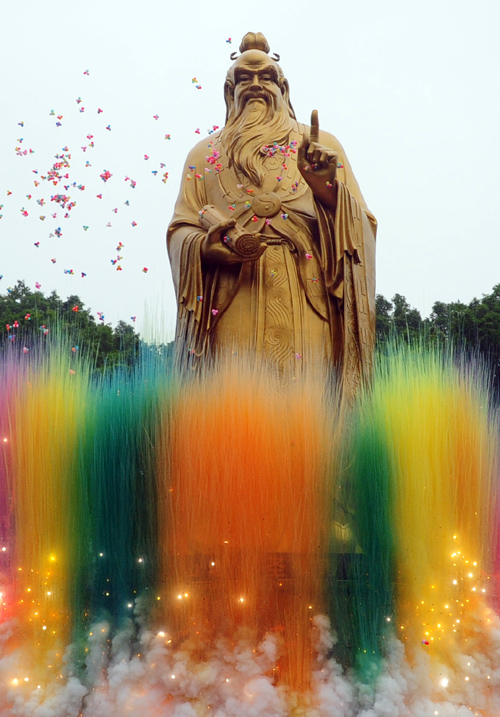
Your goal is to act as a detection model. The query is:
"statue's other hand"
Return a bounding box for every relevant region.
[298,110,339,210]
[201,218,242,265]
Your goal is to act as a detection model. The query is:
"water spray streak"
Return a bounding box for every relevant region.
[0,341,497,715]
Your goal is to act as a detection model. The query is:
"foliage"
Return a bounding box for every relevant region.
[2,279,498,388]
[0,280,140,369]
[376,293,423,343]
[376,284,500,392]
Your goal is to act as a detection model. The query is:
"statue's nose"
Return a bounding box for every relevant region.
[250,73,262,90]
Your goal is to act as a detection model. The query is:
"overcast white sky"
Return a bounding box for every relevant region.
[1,0,499,339]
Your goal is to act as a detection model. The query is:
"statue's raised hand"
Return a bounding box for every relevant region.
[298,110,338,210]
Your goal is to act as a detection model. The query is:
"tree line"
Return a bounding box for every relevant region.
[376,284,500,391]
[1,280,499,389]
[0,280,140,369]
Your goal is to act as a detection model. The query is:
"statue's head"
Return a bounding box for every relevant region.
[224,32,295,123]
[221,33,296,187]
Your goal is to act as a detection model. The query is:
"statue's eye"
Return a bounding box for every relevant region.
[261,74,273,82]
[237,74,251,83]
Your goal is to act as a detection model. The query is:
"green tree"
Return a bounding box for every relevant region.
[375,285,500,393]
[0,280,139,370]
[375,293,423,346]
[428,300,471,344]
[391,293,423,340]
[375,294,393,342]
[470,284,500,387]
[111,320,140,367]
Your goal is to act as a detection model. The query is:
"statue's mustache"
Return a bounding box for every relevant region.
[242,91,271,104]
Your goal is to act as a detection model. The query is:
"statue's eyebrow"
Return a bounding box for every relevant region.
[234,65,279,82]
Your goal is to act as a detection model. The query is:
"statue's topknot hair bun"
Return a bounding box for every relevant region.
[239,32,270,54]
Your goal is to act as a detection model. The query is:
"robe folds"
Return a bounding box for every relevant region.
[167,122,376,392]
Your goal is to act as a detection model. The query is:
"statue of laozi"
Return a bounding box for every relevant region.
[168,31,376,392]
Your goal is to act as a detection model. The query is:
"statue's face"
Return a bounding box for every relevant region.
[231,51,286,116]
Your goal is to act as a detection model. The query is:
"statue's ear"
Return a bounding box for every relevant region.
[280,78,296,120]
[224,80,235,123]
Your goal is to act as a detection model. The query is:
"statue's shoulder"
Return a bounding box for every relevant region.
[301,124,345,154]
[186,130,224,162]
[320,130,344,153]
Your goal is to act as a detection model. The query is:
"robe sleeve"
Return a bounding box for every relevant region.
[166,147,212,356]
[314,162,377,392]
[167,143,242,359]
[167,148,208,310]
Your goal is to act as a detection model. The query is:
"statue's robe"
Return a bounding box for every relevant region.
[167,122,376,391]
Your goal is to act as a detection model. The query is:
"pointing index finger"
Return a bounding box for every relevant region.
[310,109,319,144]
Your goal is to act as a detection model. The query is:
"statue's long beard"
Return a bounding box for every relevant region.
[222,99,294,187]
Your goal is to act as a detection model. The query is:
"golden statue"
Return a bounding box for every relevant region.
[167,32,376,390]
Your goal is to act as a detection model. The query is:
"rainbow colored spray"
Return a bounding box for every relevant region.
[0,338,498,715]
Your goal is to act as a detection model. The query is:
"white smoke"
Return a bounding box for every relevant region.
[0,606,499,715]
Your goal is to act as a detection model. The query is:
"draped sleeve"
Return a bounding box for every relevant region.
[308,130,377,391]
[167,139,242,360]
